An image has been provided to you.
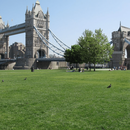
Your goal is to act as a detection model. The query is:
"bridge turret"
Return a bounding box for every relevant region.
[46,8,50,40]
[32,4,35,18]
[0,16,5,29]
[46,8,50,21]
[36,0,40,5]
[46,8,49,16]
[6,22,9,28]
[112,31,122,51]
[26,6,28,15]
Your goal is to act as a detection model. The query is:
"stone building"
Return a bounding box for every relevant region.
[25,1,50,58]
[0,16,9,59]
[0,1,67,69]
[9,42,25,59]
[111,23,130,69]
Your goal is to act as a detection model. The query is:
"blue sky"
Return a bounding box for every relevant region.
[0,0,130,54]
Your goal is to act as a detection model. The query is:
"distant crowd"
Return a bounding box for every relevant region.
[113,66,127,71]
[66,66,85,72]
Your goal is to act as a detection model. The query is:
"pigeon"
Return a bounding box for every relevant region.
[107,84,111,88]
[2,80,4,82]
[101,127,105,130]
[24,78,27,80]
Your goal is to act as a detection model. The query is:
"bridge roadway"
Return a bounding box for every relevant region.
[0,59,16,65]
[0,23,25,36]
[37,58,65,61]
[0,58,65,65]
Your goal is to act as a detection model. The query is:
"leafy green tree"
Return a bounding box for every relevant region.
[78,30,95,71]
[78,29,113,71]
[64,44,83,69]
[64,49,72,63]
[94,29,114,67]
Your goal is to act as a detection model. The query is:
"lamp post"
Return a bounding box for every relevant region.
[111,60,113,70]
[14,54,15,59]
[40,45,42,58]
[5,51,7,59]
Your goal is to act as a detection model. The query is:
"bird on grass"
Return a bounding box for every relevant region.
[101,126,105,130]
[24,78,27,80]
[2,80,4,82]
[107,84,111,88]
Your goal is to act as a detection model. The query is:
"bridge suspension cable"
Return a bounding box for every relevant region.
[33,26,65,56]
[124,38,130,44]
[109,38,130,46]
[109,41,113,44]
[48,29,71,50]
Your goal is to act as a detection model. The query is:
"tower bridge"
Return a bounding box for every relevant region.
[111,23,130,69]
[0,1,67,69]
[2,1,130,70]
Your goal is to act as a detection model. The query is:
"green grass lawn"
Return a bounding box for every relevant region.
[0,69,130,130]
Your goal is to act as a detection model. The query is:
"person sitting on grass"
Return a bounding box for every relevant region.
[66,69,75,72]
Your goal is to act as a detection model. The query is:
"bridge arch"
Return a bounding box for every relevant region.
[122,42,129,59]
[126,44,130,58]
[123,42,130,69]
[35,49,46,58]
[0,53,4,59]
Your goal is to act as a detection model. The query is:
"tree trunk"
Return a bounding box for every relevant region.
[76,63,77,70]
[94,63,95,71]
[89,63,91,71]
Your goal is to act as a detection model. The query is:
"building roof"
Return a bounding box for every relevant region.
[118,26,130,32]
[34,1,43,16]
[118,22,130,32]
[36,0,40,5]
[10,42,25,47]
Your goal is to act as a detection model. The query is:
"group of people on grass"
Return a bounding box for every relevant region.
[78,68,84,72]
[67,66,85,72]
[113,66,126,70]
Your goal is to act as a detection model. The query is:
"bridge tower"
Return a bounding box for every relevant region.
[25,1,50,58]
[111,23,130,69]
[0,16,9,59]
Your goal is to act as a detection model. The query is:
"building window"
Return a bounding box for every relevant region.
[128,31,130,36]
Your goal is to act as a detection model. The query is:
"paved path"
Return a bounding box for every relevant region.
[96,69,111,71]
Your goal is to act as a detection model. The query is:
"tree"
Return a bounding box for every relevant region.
[78,29,113,71]
[64,49,72,63]
[94,29,114,68]
[64,44,83,69]
[78,30,95,71]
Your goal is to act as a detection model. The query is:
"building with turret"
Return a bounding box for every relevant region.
[0,1,52,69]
[25,1,50,58]
[0,16,9,59]
[0,1,68,70]
[111,23,130,69]
[9,42,25,59]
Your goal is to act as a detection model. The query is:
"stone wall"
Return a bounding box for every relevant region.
[14,58,65,69]
[111,51,122,68]
[58,61,67,68]
[0,62,16,70]
[14,58,36,69]
[7,62,16,70]
[36,61,59,69]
